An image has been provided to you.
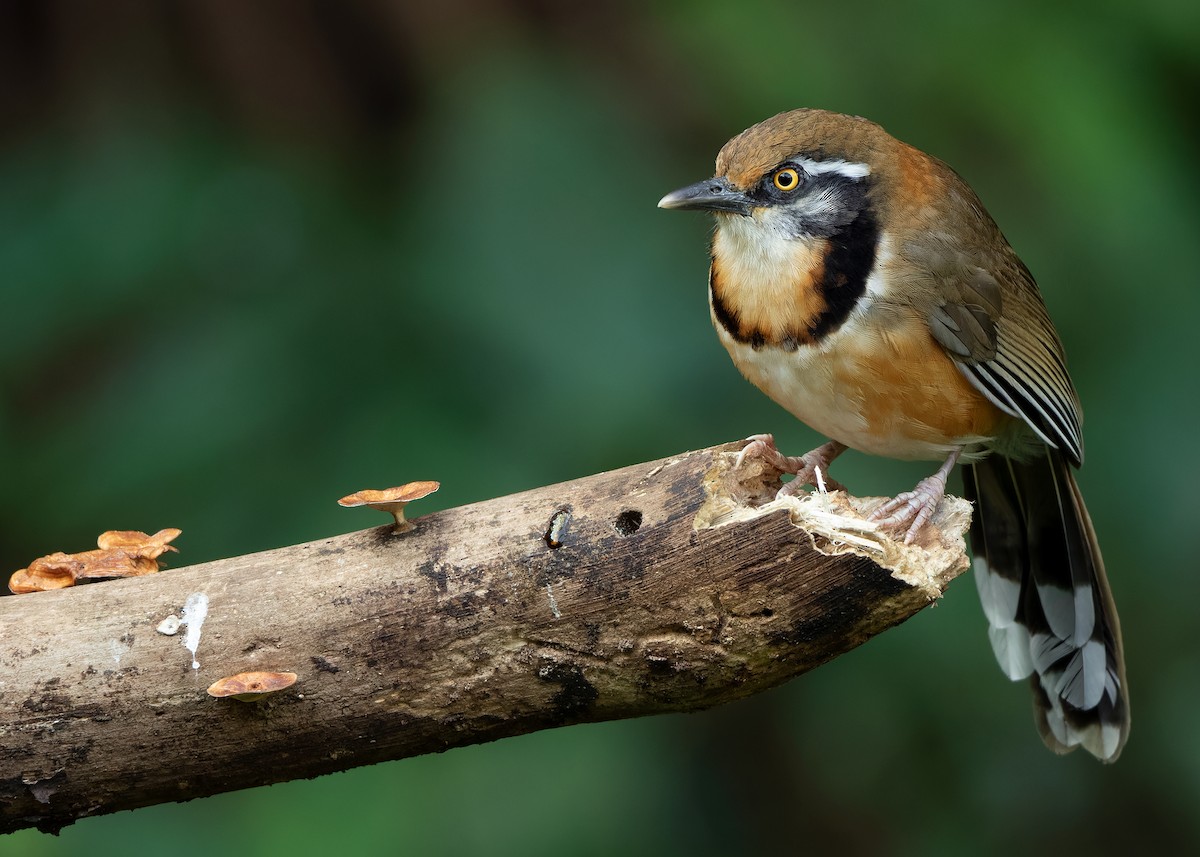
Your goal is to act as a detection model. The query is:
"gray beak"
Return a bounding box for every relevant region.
[657,176,752,215]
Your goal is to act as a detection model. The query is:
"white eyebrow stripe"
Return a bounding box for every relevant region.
[793,156,871,180]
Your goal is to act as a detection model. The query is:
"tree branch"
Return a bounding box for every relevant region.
[0,441,970,834]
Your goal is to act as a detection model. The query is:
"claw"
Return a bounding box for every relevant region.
[868,449,962,543]
[736,434,793,472]
[737,436,848,499]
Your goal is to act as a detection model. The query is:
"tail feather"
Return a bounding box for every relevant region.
[963,447,1129,762]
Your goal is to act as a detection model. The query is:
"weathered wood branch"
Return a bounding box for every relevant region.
[0,442,970,834]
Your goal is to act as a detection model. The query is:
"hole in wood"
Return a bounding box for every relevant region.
[613,510,642,536]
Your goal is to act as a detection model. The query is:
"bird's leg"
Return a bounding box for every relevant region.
[737,435,848,496]
[868,448,962,544]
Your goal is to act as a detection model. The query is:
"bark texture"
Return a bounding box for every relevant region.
[0,441,971,834]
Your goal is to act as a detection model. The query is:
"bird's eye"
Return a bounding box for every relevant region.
[772,168,801,191]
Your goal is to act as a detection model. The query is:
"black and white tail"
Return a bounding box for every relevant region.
[963,448,1129,761]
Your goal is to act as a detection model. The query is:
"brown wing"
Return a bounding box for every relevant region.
[925,246,1084,466]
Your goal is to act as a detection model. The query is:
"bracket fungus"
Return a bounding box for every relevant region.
[337,481,440,532]
[8,528,181,594]
[207,671,298,702]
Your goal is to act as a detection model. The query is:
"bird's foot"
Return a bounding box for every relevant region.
[868,449,961,544]
[737,435,848,497]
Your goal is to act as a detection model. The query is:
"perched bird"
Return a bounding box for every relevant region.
[658,109,1128,761]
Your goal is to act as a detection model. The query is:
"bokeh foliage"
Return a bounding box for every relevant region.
[3,1,1198,854]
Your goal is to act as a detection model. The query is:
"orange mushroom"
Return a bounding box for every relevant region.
[79,528,181,579]
[96,529,181,556]
[207,671,298,702]
[8,554,82,593]
[8,528,182,593]
[337,481,440,532]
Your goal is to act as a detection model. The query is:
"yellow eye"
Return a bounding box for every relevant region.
[773,167,800,191]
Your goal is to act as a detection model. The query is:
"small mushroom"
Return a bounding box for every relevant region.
[337,481,440,532]
[207,671,298,702]
[78,529,182,579]
[7,554,82,594]
[7,528,182,593]
[96,528,181,557]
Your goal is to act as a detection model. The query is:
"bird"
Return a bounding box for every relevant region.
[658,108,1128,762]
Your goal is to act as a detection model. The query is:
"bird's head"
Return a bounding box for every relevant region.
[657,108,897,242]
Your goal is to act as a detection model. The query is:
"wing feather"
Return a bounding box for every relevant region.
[922,245,1084,464]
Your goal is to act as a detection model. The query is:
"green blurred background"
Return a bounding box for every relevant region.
[3,1,1198,853]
